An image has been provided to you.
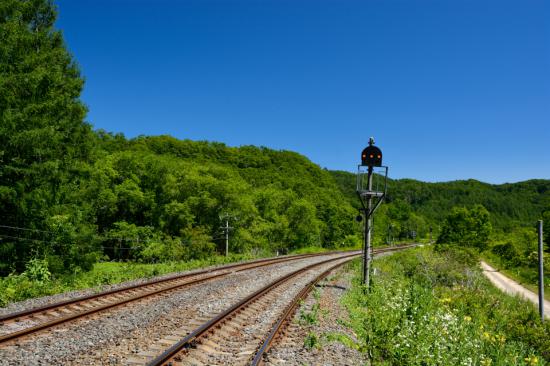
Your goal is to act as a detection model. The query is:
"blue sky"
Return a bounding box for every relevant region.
[55,0,549,184]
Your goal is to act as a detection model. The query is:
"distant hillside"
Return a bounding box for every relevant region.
[1,130,361,275]
[330,170,550,234]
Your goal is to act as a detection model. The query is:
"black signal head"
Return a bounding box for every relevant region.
[361,145,382,167]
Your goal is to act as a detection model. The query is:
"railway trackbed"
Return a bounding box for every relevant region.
[0,251,350,345]
[0,245,415,365]
[142,245,415,366]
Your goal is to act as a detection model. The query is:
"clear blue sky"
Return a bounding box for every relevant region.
[55,0,549,184]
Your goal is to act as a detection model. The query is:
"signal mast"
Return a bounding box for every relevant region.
[356,137,388,288]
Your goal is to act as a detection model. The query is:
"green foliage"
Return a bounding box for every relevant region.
[300,303,320,325]
[0,0,95,273]
[342,248,550,365]
[437,205,492,250]
[484,227,550,298]
[303,332,320,350]
[491,243,523,267]
[24,258,51,283]
[299,287,322,327]
[542,211,550,253]
[0,252,257,306]
[330,171,550,243]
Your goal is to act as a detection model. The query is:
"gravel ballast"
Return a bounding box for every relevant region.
[0,253,352,366]
[264,264,367,366]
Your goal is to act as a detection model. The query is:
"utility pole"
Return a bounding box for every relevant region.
[220,214,234,257]
[538,220,545,320]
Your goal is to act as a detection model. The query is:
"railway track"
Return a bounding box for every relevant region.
[0,251,354,345]
[143,244,415,366]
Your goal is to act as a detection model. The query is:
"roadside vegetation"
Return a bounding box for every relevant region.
[0,252,256,307]
[0,245,359,307]
[341,247,550,365]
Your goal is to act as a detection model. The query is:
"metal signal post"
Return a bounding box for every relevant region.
[356,137,388,288]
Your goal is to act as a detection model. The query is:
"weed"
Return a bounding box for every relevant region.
[300,303,320,325]
[304,332,320,349]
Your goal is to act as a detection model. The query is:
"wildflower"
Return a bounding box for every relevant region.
[524,356,539,366]
[439,297,452,304]
[480,358,492,366]
[463,315,472,322]
[482,332,491,340]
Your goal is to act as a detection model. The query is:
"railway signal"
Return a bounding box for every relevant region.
[356,137,388,288]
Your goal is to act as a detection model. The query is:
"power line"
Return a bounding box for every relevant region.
[0,224,54,234]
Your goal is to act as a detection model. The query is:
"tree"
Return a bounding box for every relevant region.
[437,205,492,251]
[0,0,95,272]
[542,210,550,254]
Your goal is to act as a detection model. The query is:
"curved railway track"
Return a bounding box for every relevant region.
[0,251,354,345]
[145,244,415,366]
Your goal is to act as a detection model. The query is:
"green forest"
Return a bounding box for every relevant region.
[1,0,549,287]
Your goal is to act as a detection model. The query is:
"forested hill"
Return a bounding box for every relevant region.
[330,170,550,233]
[1,131,359,275]
[0,0,360,276]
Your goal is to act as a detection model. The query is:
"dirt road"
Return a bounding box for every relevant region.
[480,261,549,319]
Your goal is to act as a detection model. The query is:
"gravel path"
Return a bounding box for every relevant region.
[480,261,549,319]
[265,263,367,366]
[0,253,349,365]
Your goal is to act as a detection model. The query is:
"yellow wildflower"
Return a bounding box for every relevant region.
[463,315,472,322]
[480,358,492,366]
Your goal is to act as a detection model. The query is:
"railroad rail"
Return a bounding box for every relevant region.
[0,251,353,345]
[251,244,416,365]
[145,244,415,366]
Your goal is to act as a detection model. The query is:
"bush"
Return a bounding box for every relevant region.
[24,258,51,283]
[437,205,492,251]
[491,243,523,267]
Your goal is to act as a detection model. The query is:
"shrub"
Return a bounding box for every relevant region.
[437,205,492,251]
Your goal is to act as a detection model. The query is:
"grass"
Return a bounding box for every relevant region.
[299,288,321,326]
[339,246,550,366]
[0,253,259,307]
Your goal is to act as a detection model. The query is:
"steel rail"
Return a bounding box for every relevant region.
[0,251,356,345]
[250,244,417,365]
[0,252,325,323]
[145,252,361,366]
